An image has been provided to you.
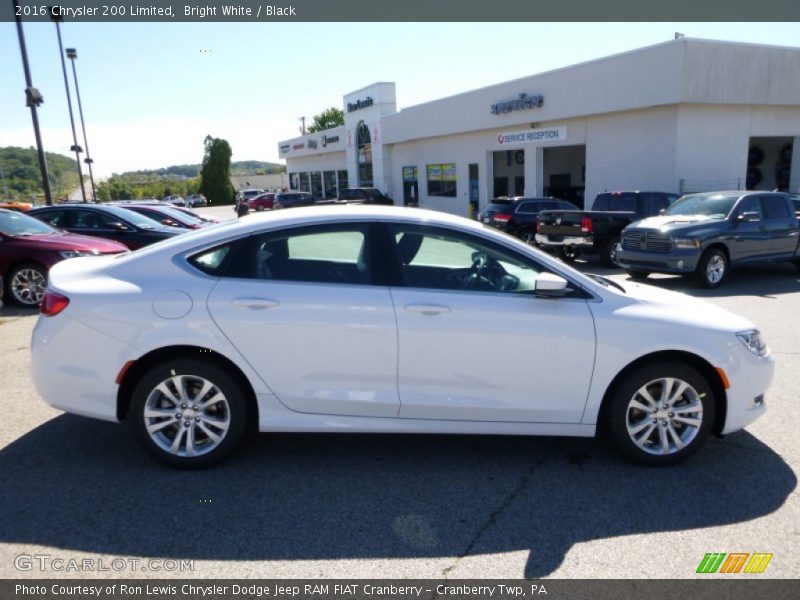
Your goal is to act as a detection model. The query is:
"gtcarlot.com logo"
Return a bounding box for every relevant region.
[14,554,194,572]
[696,552,773,574]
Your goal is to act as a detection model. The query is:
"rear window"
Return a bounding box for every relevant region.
[593,193,637,211]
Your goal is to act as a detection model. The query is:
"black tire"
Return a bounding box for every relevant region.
[694,248,728,288]
[625,269,651,280]
[518,227,536,245]
[602,236,621,267]
[556,246,580,262]
[126,359,249,468]
[256,205,264,212]
[5,262,47,307]
[606,361,715,466]
[793,260,800,274]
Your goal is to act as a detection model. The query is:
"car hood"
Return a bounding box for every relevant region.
[608,279,755,334]
[16,232,128,253]
[629,214,724,232]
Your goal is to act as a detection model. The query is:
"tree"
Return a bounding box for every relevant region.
[307,107,344,133]
[199,136,234,204]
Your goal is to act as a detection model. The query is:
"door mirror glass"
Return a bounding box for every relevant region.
[534,273,570,297]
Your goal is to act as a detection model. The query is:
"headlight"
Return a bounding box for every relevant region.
[736,330,769,357]
[673,237,701,249]
[59,250,98,259]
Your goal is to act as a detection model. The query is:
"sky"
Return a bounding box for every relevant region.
[2,22,800,178]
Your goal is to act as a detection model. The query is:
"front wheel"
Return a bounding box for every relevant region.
[606,362,714,466]
[694,248,728,288]
[126,359,249,468]
[625,269,651,280]
[6,263,47,307]
[602,236,621,267]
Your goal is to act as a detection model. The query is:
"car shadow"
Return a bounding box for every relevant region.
[0,303,38,318]
[0,416,794,577]
[570,259,800,298]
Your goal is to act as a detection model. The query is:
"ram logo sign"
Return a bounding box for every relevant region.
[696,552,773,574]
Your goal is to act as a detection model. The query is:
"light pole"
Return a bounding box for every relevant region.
[66,48,96,202]
[50,8,86,202]
[14,0,53,205]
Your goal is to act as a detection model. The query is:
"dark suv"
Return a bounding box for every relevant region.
[478,197,578,243]
[273,191,315,209]
[338,188,394,205]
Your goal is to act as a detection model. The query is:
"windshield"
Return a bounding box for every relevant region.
[102,205,167,229]
[0,210,56,236]
[664,194,739,218]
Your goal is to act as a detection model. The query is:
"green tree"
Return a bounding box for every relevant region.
[199,136,234,204]
[307,107,344,133]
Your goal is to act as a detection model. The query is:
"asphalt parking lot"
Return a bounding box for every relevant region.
[0,205,798,579]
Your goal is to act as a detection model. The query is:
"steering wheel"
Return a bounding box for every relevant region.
[467,251,491,289]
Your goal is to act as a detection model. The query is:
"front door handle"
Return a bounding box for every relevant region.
[405,303,452,315]
[232,298,280,310]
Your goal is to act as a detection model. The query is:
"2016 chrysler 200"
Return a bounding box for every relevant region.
[31,206,773,468]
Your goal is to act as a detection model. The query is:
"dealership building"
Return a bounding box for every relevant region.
[278,38,800,216]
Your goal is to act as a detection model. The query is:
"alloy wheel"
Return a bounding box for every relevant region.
[706,254,726,285]
[625,377,704,456]
[143,374,231,457]
[12,267,46,306]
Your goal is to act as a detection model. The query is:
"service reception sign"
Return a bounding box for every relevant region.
[496,126,568,145]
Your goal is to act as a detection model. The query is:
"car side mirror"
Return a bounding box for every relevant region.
[110,221,131,231]
[737,211,760,223]
[534,273,570,298]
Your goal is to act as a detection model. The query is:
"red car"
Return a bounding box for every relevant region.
[248,192,276,211]
[0,208,128,307]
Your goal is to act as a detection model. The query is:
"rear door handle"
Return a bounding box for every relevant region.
[405,303,452,315]
[232,298,280,310]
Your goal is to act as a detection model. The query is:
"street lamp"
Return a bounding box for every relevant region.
[66,48,96,202]
[13,0,53,205]
[50,7,86,202]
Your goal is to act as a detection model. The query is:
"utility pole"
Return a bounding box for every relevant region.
[67,48,96,202]
[14,0,53,205]
[51,8,86,202]
[299,116,306,135]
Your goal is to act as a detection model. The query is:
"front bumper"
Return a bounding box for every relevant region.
[535,234,594,249]
[714,343,774,435]
[616,247,703,273]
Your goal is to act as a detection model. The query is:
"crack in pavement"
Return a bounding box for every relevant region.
[440,439,560,578]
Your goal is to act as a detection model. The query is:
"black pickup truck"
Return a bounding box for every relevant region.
[617,190,800,287]
[535,191,679,266]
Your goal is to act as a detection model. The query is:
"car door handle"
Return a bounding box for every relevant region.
[232,298,280,310]
[405,303,452,315]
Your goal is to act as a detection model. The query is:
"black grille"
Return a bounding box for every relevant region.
[623,230,673,253]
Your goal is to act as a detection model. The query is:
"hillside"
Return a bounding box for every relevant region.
[0,146,80,200]
[122,160,285,179]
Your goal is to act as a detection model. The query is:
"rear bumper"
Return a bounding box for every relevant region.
[535,234,594,249]
[616,247,702,273]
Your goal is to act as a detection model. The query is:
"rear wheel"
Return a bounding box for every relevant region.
[694,248,728,288]
[518,228,536,245]
[556,246,580,262]
[6,263,47,307]
[602,236,621,267]
[606,362,714,466]
[126,359,249,468]
[255,204,264,211]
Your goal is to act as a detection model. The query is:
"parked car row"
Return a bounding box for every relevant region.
[0,201,214,307]
[240,187,395,214]
[534,190,800,287]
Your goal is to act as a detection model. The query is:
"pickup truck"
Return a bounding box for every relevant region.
[616,190,800,287]
[535,191,679,266]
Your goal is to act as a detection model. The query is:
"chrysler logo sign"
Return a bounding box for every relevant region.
[490,93,544,115]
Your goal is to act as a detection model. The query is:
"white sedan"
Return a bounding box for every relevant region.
[31,206,773,468]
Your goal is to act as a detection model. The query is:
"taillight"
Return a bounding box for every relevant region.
[580,216,593,233]
[40,290,69,317]
[493,213,512,223]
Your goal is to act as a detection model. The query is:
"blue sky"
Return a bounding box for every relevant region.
[2,22,800,177]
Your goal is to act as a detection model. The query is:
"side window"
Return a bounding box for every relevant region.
[73,211,107,229]
[736,196,763,220]
[516,202,537,214]
[35,210,64,228]
[188,243,234,276]
[761,195,791,220]
[240,224,371,285]
[387,224,568,295]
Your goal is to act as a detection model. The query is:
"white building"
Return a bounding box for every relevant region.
[278,38,800,216]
